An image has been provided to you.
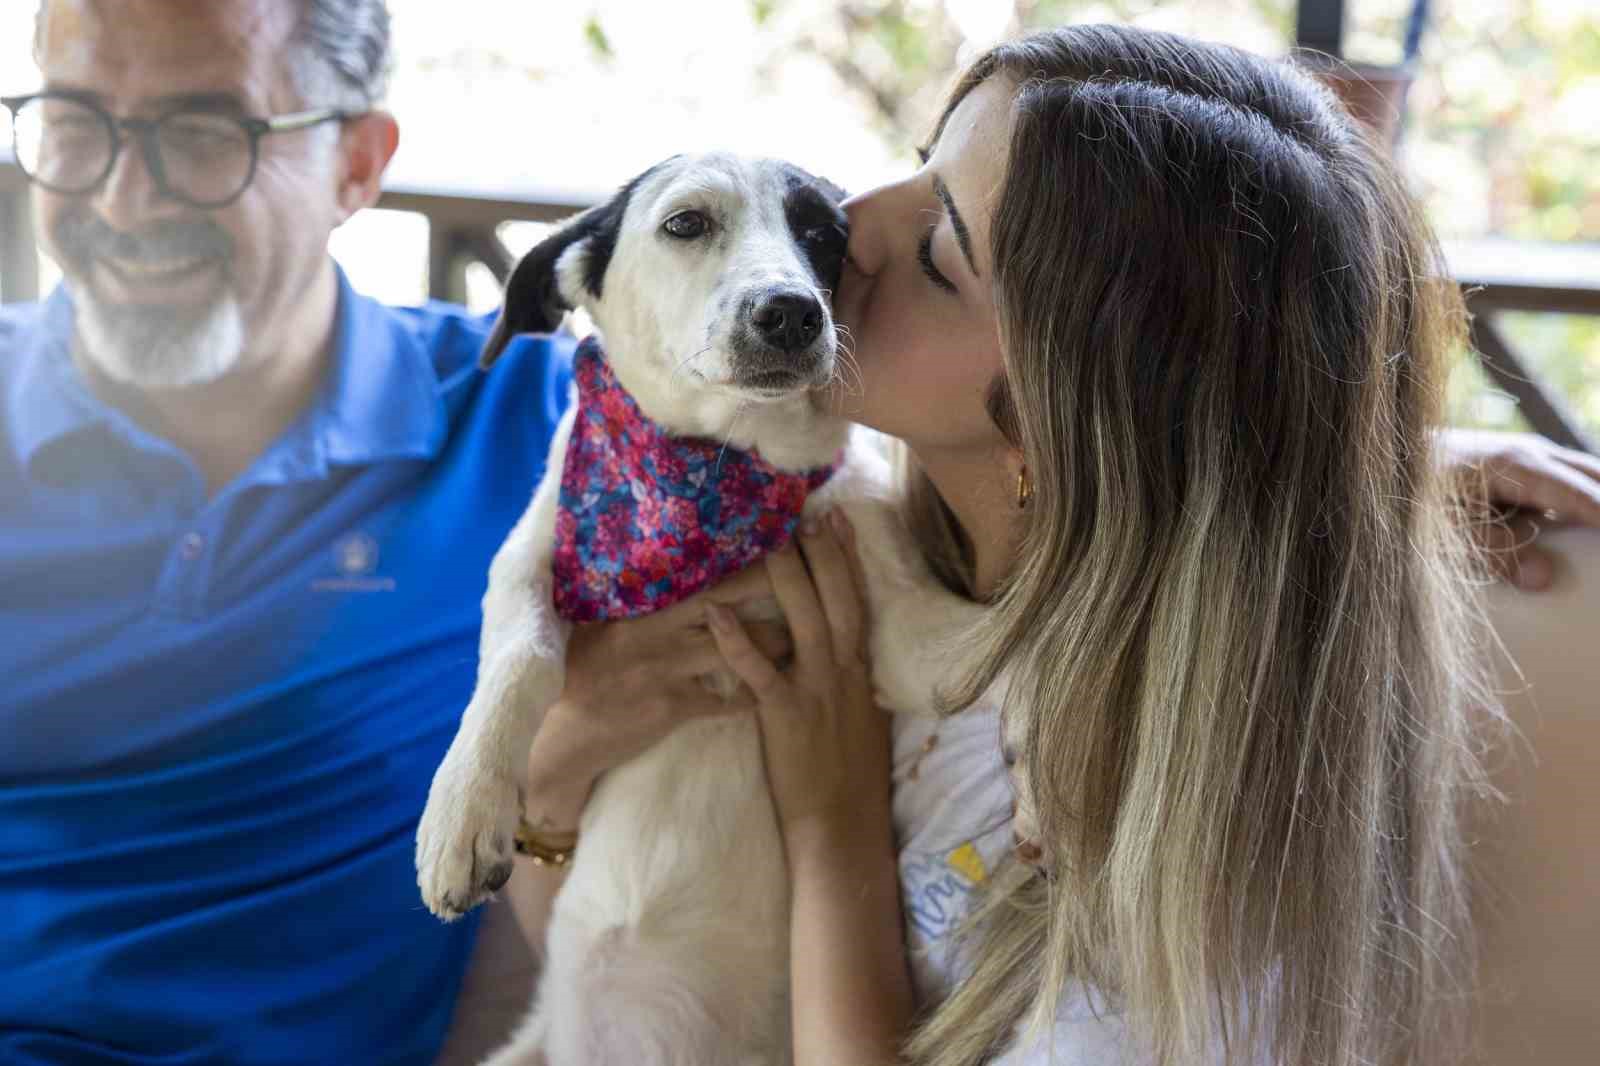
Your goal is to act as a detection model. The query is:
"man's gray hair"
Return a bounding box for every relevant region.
[288,0,392,110]
[34,0,392,110]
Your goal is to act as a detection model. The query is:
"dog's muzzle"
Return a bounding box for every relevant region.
[752,291,823,353]
[731,289,832,391]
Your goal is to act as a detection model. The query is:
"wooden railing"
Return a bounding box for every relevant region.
[4,147,1597,451]
[375,180,595,303]
[1448,239,1600,453]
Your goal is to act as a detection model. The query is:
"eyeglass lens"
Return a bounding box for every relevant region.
[11,96,255,207]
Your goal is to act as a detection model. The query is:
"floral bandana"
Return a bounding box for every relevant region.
[552,335,838,622]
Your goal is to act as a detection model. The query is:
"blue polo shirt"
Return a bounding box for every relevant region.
[0,268,573,1065]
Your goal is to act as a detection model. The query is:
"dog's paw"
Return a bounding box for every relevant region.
[415,752,520,921]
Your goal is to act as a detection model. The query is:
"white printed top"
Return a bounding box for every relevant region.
[891,702,1141,1066]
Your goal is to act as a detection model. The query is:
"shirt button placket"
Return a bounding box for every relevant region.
[178,531,206,561]
[156,528,211,619]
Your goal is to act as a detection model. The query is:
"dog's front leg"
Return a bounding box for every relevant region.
[416,419,573,920]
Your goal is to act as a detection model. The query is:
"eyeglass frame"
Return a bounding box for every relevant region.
[0,90,362,209]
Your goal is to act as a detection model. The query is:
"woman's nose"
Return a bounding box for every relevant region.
[843,172,931,278]
[840,184,895,278]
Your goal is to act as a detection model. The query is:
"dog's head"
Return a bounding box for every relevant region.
[481,153,848,402]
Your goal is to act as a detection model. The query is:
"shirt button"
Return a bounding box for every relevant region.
[178,532,206,560]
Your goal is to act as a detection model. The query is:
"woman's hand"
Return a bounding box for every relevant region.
[1439,428,1600,591]
[708,508,914,1064]
[504,568,792,960]
[706,508,893,845]
[523,565,791,826]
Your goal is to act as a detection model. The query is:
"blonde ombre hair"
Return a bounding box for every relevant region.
[901,25,1500,1066]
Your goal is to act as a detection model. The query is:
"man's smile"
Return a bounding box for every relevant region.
[91,251,223,302]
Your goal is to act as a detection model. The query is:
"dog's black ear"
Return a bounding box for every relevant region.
[779,165,852,296]
[480,215,591,369]
[812,175,849,205]
[480,159,677,370]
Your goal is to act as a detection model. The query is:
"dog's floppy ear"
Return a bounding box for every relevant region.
[480,158,676,370]
[812,175,849,206]
[480,211,597,369]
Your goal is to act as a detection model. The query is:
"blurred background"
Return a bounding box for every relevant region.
[2,0,1597,439]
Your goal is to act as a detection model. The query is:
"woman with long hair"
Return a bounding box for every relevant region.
[508,22,1582,1066]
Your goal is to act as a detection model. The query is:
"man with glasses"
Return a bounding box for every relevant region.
[0,2,576,1064]
[1,3,798,1062]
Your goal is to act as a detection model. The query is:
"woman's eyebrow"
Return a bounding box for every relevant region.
[931,173,978,278]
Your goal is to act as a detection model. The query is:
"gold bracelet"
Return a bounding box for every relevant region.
[514,817,579,868]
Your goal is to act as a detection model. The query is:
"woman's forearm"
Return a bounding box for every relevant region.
[498,727,598,960]
[785,813,915,1066]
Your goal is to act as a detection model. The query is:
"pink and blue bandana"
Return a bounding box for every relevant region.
[552,336,838,622]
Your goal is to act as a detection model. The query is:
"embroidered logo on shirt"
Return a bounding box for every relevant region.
[312,531,396,592]
[552,336,837,622]
[336,532,379,576]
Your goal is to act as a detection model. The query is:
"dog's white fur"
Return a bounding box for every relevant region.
[415,154,981,1066]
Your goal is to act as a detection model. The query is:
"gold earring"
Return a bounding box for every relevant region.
[1016,466,1034,510]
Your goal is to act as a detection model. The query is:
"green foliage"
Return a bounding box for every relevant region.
[583,16,613,61]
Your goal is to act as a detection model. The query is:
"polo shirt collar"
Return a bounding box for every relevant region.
[8,266,448,485]
[7,286,105,475]
[304,265,448,469]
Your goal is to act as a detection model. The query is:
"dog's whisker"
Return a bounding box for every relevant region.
[673,345,713,374]
[837,359,863,396]
[826,322,866,399]
[830,341,866,400]
[715,399,753,473]
[670,345,715,388]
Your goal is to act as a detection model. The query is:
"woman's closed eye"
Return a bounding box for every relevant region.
[917,225,958,295]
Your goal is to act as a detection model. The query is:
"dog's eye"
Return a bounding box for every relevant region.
[663,211,710,240]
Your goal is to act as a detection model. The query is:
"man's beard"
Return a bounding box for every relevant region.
[73,289,246,389]
[52,210,245,389]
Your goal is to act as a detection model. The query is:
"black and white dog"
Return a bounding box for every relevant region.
[414,154,980,1066]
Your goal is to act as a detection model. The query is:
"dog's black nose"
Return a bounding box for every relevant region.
[751,292,823,353]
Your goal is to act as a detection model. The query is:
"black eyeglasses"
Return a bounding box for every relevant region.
[0,91,358,209]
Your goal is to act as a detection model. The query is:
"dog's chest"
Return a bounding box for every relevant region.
[552,337,836,622]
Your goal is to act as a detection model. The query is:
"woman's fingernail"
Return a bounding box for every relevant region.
[706,604,730,630]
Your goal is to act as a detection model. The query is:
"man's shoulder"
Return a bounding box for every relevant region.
[0,300,49,361]
[385,298,497,380]
[377,297,574,394]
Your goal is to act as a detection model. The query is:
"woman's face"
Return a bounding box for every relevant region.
[827,77,1014,454]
